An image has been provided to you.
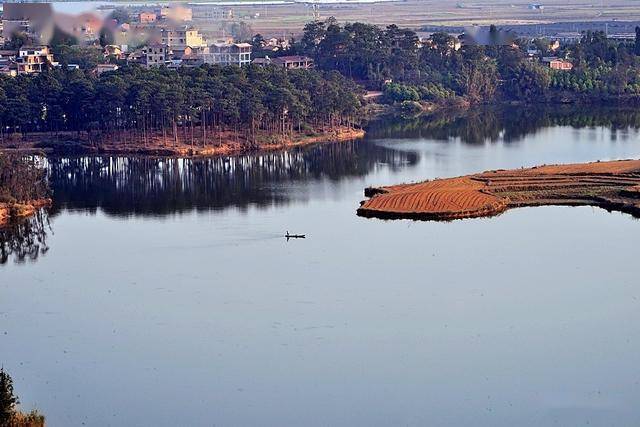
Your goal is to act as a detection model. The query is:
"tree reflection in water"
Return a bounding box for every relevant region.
[2,139,415,266]
[6,105,640,266]
[366,105,640,144]
[0,209,50,265]
[47,139,417,217]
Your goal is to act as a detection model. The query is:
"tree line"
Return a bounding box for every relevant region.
[0,64,363,145]
[295,19,640,104]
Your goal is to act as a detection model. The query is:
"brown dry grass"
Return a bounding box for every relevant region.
[0,199,52,228]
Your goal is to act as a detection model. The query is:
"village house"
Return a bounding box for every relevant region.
[254,55,313,69]
[169,45,193,59]
[142,44,169,68]
[542,56,573,71]
[272,55,314,69]
[0,50,18,76]
[15,45,57,74]
[0,49,18,65]
[251,57,271,66]
[203,42,251,66]
[104,44,126,60]
[258,37,291,54]
[95,63,119,75]
[139,12,157,24]
[161,26,207,49]
[180,54,204,67]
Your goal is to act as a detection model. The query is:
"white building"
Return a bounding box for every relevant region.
[202,43,251,66]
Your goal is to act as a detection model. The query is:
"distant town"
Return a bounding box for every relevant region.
[0,3,318,74]
[0,2,606,77]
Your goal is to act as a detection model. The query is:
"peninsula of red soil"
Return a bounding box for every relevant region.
[357,159,640,221]
[0,127,365,157]
[0,199,51,227]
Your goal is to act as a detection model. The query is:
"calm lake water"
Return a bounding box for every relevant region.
[2,107,640,426]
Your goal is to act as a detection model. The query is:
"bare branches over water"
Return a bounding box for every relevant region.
[0,209,50,265]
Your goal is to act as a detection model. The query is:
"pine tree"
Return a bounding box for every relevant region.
[0,367,19,425]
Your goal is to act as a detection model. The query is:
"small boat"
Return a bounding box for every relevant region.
[285,231,306,239]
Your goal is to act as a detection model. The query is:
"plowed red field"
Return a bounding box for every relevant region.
[357,159,640,221]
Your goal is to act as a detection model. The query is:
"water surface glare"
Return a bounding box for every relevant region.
[2,109,640,426]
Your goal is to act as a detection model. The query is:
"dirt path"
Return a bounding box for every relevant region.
[357,159,640,221]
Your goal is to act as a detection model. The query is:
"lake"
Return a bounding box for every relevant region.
[2,106,640,426]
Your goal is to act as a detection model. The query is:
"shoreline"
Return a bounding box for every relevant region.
[0,199,52,227]
[370,93,640,122]
[0,127,365,158]
[357,159,640,221]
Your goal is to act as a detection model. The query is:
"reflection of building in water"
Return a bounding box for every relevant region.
[47,140,417,218]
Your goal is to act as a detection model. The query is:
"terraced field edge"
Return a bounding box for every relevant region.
[357,159,640,221]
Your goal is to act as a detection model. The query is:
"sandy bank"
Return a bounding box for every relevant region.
[357,159,640,221]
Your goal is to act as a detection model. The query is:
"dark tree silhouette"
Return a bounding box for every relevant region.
[0,368,18,425]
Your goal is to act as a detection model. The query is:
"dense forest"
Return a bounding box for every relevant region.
[0,65,363,144]
[294,19,640,105]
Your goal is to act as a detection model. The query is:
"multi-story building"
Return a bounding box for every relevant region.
[142,44,169,68]
[203,43,251,66]
[15,46,58,74]
[161,26,207,49]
